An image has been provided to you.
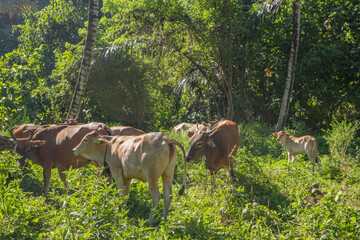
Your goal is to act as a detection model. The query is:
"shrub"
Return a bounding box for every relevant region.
[324,118,360,162]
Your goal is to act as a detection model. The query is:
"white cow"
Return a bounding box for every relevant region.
[73,131,186,225]
[173,122,210,135]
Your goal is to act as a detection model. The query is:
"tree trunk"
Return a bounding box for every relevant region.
[275,0,301,131]
[67,0,100,120]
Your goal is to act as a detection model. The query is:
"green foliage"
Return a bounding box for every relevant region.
[0,0,87,130]
[1,0,359,130]
[324,118,360,161]
[238,122,280,157]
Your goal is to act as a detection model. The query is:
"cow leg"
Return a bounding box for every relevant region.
[228,159,235,182]
[120,179,131,206]
[58,169,68,190]
[209,170,216,196]
[161,154,176,222]
[287,152,292,162]
[210,170,214,186]
[43,167,52,197]
[316,156,322,175]
[161,173,174,222]
[307,153,315,174]
[112,172,130,206]
[148,180,161,226]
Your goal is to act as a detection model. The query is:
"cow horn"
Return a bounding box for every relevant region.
[205,127,216,135]
[24,130,34,140]
[10,127,17,141]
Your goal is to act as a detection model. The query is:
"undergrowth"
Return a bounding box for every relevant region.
[0,123,359,239]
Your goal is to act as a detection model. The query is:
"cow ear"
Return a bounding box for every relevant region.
[97,138,109,145]
[272,132,278,136]
[187,131,194,138]
[30,140,46,147]
[207,136,216,147]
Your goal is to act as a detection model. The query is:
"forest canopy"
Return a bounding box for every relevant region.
[0,0,359,131]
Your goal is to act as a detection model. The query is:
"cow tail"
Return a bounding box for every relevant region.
[165,137,187,196]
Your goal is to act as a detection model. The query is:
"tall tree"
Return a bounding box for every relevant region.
[275,0,301,131]
[67,0,100,120]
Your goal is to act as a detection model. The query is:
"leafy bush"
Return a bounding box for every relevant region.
[324,118,360,161]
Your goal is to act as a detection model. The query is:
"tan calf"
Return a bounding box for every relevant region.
[273,130,321,174]
[72,131,186,225]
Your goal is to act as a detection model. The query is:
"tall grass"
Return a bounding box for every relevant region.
[0,123,360,239]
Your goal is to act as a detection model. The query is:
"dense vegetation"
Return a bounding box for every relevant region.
[0,0,359,239]
[1,0,359,131]
[1,120,360,239]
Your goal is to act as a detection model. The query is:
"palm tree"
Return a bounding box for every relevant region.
[259,0,301,131]
[67,0,100,120]
[0,0,34,18]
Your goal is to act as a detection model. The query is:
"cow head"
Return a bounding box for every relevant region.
[10,128,45,168]
[273,130,289,143]
[72,131,109,167]
[186,128,216,163]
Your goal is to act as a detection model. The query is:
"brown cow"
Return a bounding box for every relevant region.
[72,131,187,225]
[110,126,145,136]
[12,119,78,139]
[10,120,82,168]
[186,119,240,182]
[10,122,110,196]
[10,124,50,169]
[273,130,321,174]
[11,124,49,138]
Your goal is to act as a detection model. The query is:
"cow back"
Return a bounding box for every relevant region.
[110,126,145,136]
[108,132,177,181]
[32,123,109,169]
[12,124,49,139]
[209,120,240,158]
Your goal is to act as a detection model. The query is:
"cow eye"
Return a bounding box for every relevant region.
[83,139,88,142]
[196,142,202,146]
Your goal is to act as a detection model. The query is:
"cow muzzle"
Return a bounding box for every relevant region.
[17,156,30,170]
[186,155,195,163]
[72,148,79,156]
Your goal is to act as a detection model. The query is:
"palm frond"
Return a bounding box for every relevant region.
[257,0,284,16]
[0,0,35,18]
[91,39,144,70]
[175,69,206,94]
